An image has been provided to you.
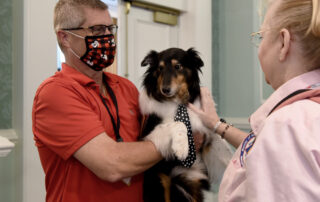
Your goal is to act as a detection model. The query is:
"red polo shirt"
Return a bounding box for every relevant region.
[32,63,143,202]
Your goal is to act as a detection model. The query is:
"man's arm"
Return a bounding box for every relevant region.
[74,132,161,182]
[74,121,188,182]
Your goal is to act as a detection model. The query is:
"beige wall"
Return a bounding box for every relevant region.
[21,0,57,201]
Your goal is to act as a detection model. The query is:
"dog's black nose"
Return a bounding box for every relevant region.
[162,87,171,95]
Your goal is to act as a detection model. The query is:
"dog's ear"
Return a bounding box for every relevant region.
[187,48,204,70]
[141,50,158,67]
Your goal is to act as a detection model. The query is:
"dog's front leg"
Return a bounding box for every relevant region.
[202,133,233,185]
[145,122,189,160]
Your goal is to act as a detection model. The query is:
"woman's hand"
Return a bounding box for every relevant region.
[188,87,219,130]
[189,87,249,148]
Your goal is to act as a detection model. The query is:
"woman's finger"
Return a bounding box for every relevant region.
[188,103,202,115]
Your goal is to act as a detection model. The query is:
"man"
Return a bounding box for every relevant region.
[32,0,187,201]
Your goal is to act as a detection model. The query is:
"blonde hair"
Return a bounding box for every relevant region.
[272,0,320,65]
[54,0,108,32]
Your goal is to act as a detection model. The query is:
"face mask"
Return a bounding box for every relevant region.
[67,31,116,71]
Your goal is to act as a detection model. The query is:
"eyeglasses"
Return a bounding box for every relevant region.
[250,30,263,47]
[62,24,118,36]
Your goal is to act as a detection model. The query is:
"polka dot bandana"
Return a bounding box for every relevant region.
[174,104,196,168]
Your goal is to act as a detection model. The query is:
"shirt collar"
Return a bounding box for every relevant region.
[249,68,320,135]
[60,63,119,87]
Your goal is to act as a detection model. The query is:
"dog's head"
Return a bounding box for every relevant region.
[141,48,204,104]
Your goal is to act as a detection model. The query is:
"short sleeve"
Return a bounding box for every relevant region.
[32,81,105,160]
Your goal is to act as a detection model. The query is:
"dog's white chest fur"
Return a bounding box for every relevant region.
[139,89,234,186]
[139,90,208,134]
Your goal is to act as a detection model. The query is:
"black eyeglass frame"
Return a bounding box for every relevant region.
[62,24,118,36]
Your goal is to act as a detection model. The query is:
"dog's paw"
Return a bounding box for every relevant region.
[145,122,188,160]
[171,122,189,161]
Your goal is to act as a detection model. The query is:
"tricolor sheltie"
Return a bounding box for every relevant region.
[139,48,233,202]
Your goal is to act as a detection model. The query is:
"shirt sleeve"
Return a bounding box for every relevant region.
[244,100,320,202]
[33,81,106,160]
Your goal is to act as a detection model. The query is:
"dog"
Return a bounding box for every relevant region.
[139,47,233,202]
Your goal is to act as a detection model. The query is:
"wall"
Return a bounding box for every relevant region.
[21,0,57,201]
[0,151,16,202]
[1,0,56,201]
[213,0,255,119]
[117,0,212,91]
[212,0,274,129]
[0,0,19,201]
[179,0,212,91]
[0,0,12,129]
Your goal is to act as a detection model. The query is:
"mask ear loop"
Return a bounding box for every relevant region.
[64,30,85,39]
[69,48,81,59]
[64,30,84,59]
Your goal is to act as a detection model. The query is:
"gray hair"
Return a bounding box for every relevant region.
[54,0,108,32]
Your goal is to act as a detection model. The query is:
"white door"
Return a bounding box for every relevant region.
[127,6,179,90]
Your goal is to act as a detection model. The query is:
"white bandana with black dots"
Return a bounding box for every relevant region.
[174,104,196,168]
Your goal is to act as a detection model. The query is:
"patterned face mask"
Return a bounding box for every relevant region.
[67,31,116,71]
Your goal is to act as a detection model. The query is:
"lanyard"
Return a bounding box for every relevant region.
[268,89,310,116]
[268,82,320,116]
[99,76,123,142]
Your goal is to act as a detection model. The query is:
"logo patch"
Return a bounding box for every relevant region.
[240,132,256,167]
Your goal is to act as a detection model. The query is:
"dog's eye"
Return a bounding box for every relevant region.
[174,64,182,70]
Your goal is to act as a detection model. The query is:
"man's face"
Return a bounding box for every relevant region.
[68,7,113,57]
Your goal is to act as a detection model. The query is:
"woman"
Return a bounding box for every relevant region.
[190,0,320,201]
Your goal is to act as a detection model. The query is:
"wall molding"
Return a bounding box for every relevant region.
[224,117,251,131]
[0,129,18,142]
[131,0,187,12]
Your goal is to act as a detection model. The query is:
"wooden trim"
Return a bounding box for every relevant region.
[130,0,187,12]
[131,1,180,15]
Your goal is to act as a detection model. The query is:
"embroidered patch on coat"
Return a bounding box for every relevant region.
[240,132,256,167]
